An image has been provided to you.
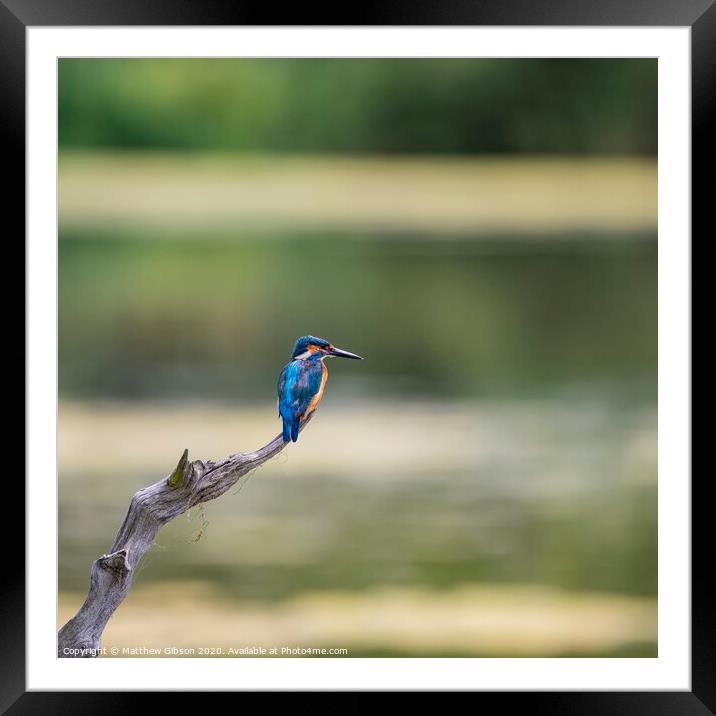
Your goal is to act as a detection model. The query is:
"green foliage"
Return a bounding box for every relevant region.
[59,59,657,154]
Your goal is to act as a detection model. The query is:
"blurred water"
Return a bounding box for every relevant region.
[58,210,657,656]
[59,397,656,599]
[59,232,656,402]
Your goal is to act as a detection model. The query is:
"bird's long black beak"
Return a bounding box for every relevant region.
[329,346,363,360]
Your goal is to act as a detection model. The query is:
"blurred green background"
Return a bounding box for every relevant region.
[59,59,657,657]
[59,59,657,154]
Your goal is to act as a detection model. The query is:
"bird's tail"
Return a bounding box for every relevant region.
[290,416,300,443]
[282,415,301,443]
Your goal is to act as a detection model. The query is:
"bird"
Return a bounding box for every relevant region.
[277,335,363,443]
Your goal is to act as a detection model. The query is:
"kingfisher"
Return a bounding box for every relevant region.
[278,335,363,443]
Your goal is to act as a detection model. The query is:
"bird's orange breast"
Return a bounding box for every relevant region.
[304,361,328,418]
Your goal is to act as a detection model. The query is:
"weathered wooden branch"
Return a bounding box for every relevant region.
[58,418,310,658]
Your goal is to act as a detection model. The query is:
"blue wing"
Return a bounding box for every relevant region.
[277,360,323,442]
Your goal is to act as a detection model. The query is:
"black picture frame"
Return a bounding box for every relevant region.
[5,1,707,711]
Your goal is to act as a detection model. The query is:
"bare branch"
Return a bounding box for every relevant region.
[58,418,309,658]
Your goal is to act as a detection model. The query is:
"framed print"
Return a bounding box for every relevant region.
[6,0,707,710]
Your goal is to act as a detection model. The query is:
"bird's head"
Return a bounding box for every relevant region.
[291,335,363,361]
